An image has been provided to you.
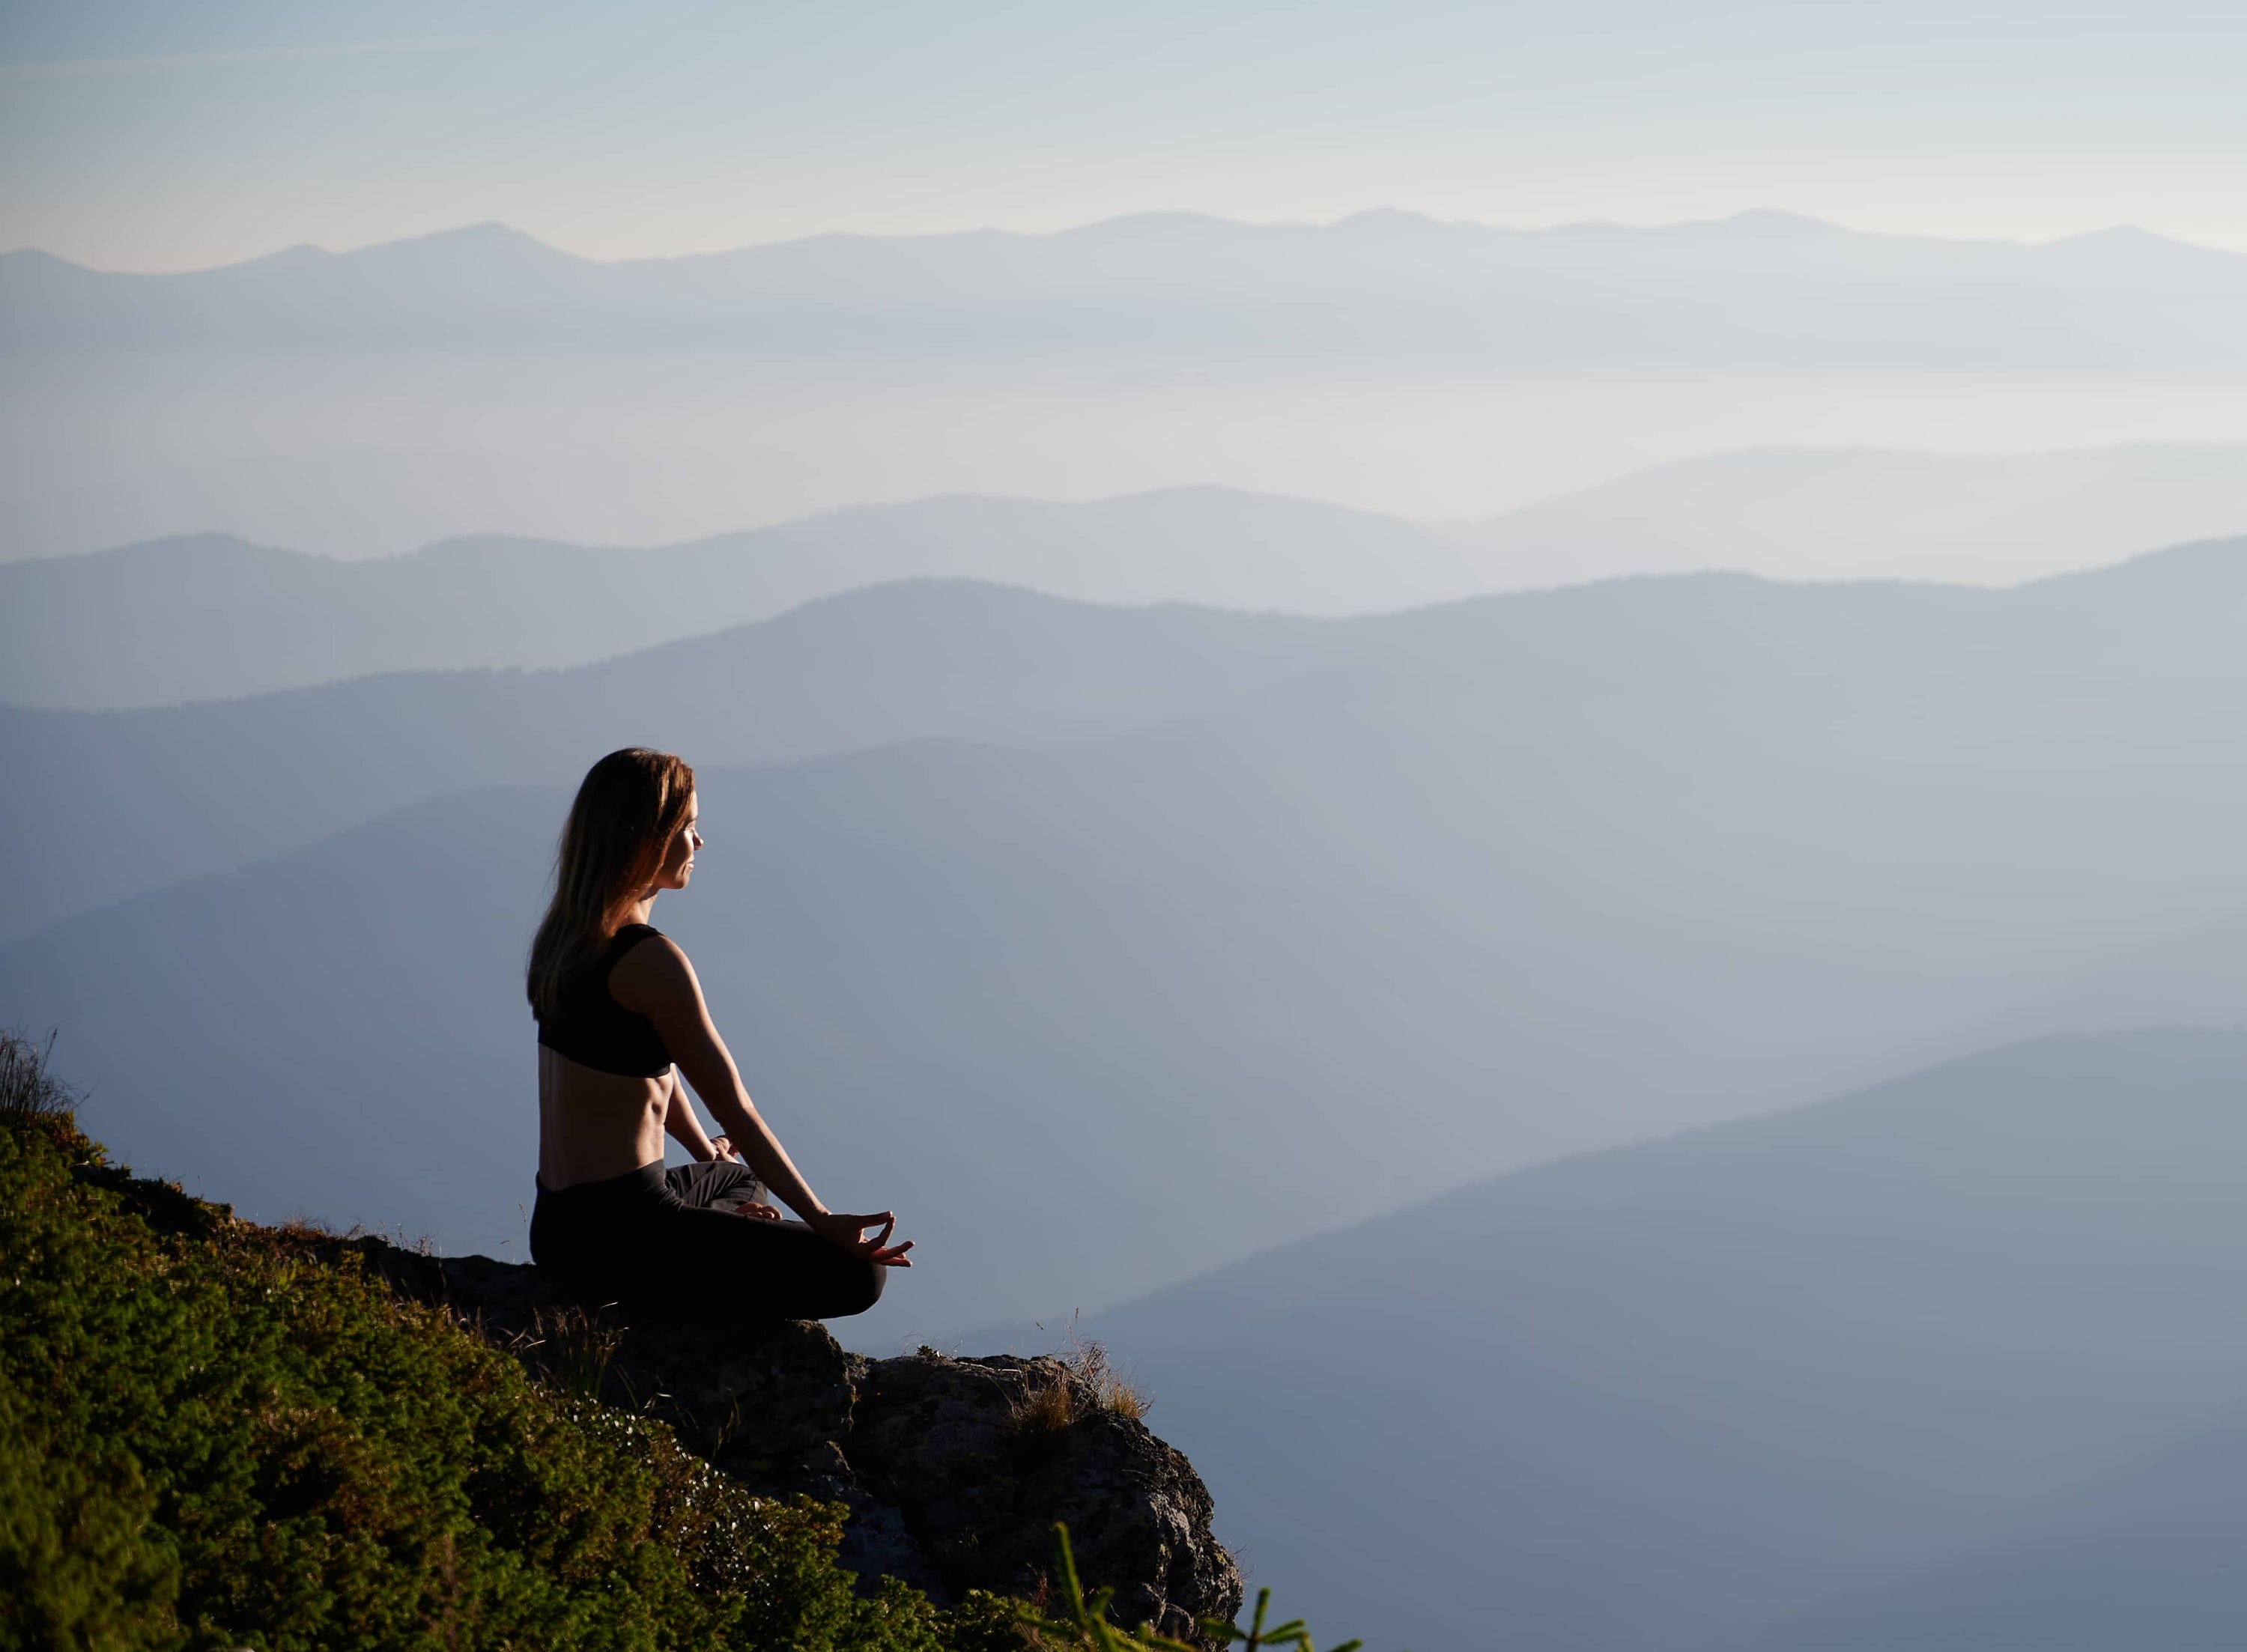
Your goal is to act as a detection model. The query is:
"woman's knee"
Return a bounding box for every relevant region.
[830,1256,886,1318]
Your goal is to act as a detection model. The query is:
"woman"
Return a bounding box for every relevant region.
[527,747,910,1320]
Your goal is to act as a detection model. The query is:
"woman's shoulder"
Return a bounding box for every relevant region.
[606,925,696,1005]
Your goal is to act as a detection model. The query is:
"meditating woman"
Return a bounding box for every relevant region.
[526,747,910,1319]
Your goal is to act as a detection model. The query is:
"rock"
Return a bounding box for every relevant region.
[340,1236,1241,1636]
[852,1349,1238,1640]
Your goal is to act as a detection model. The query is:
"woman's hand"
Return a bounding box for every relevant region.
[807,1209,915,1266]
[708,1135,739,1162]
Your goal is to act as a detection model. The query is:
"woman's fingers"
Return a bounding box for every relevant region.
[813,1210,907,1259]
[832,1212,895,1247]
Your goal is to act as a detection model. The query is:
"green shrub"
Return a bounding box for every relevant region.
[0,1036,953,1652]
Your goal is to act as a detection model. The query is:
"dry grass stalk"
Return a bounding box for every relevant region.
[1013,1373,1079,1434]
[507,1304,625,1400]
[1059,1325,1150,1421]
[0,1028,79,1120]
[1011,1322,1151,1434]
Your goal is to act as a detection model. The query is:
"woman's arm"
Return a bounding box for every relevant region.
[611,937,912,1265]
[660,1069,728,1161]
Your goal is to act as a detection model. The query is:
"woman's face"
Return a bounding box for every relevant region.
[652,795,702,893]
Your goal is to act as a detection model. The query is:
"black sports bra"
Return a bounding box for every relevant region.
[536,923,672,1078]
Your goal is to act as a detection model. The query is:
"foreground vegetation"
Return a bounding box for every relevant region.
[0,1039,976,1650]
[0,1034,1362,1652]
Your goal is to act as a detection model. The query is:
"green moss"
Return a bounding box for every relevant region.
[0,1106,974,1652]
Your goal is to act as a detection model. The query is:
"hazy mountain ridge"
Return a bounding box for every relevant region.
[7,210,2243,370]
[0,580,1334,941]
[10,203,2241,563]
[1444,444,2247,590]
[1064,1028,2247,1652]
[12,525,2247,944]
[8,447,2244,705]
[0,489,1434,705]
[1735,1413,2247,1651]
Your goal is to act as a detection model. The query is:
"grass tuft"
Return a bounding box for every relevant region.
[1059,1334,1149,1423]
[0,1027,79,1120]
[1010,1321,1150,1436]
[505,1302,628,1401]
[1013,1375,1079,1435]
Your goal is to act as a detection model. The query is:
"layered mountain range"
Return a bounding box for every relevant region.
[10,448,2247,707]
[10,211,2243,370]
[7,537,2246,1339]
[1071,1027,2247,1651]
[9,211,2246,560]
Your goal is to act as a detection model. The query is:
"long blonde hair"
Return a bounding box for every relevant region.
[527,747,697,1018]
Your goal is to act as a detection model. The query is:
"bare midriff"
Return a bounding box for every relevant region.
[537,1045,672,1191]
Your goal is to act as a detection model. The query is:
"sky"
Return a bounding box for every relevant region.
[4,0,2246,270]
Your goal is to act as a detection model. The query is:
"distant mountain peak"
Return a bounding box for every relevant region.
[1054,210,1265,243]
[1711,207,1843,235]
[1329,207,1459,234]
[2039,222,2245,268]
[2052,223,2183,249]
[407,220,546,247]
[339,220,578,266]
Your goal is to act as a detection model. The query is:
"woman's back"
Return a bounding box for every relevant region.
[535,924,674,1190]
[537,923,670,1078]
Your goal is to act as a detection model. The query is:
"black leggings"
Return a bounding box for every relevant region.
[529,1160,885,1321]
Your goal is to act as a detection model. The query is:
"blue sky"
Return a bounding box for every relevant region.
[4,0,2245,269]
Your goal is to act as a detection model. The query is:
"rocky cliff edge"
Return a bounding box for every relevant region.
[327,1239,1242,1641]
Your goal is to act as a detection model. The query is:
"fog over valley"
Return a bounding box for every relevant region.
[8,213,2247,558]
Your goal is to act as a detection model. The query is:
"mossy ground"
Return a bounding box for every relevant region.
[0,1094,1022,1652]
